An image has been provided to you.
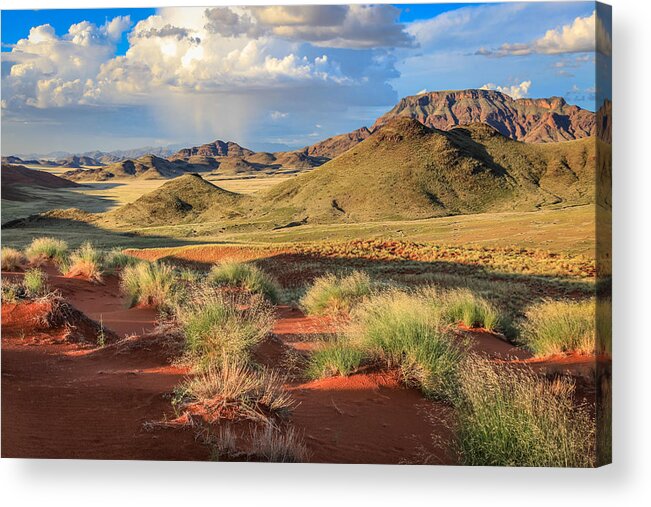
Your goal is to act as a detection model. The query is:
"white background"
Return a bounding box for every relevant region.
[1,0,649,505]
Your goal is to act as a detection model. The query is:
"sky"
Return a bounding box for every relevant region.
[1,2,611,156]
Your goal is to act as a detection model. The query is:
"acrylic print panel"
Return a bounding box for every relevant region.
[0,2,611,466]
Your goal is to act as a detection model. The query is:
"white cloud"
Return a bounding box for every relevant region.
[416,88,427,95]
[481,80,532,99]
[476,11,611,57]
[270,110,288,120]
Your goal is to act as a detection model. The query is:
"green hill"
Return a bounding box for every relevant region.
[260,117,597,223]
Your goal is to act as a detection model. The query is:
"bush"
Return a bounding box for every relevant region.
[120,261,178,308]
[519,299,595,356]
[1,247,26,271]
[65,242,104,283]
[307,340,364,379]
[435,288,502,331]
[455,357,595,467]
[23,268,48,297]
[174,356,294,423]
[208,261,281,303]
[176,289,274,367]
[1,279,23,303]
[300,271,372,315]
[24,237,68,267]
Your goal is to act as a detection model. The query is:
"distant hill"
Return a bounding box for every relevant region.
[302,127,372,159]
[106,173,248,226]
[63,155,203,181]
[372,89,596,144]
[260,117,597,223]
[1,164,81,201]
[54,155,104,168]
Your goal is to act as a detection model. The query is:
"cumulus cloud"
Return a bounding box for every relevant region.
[481,80,532,99]
[1,16,131,109]
[475,11,610,57]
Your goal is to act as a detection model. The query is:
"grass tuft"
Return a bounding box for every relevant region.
[120,261,179,308]
[174,356,294,423]
[437,288,502,331]
[22,268,49,297]
[306,340,364,379]
[300,270,372,315]
[248,425,308,463]
[455,357,595,467]
[1,279,23,303]
[175,288,274,368]
[1,247,26,271]
[104,248,140,273]
[519,299,595,356]
[24,237,68,267]
[65,241,104,283]
[208,261,281,303]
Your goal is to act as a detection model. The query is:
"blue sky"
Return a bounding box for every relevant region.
[1,3,610,155]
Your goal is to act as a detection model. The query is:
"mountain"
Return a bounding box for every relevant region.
[372,89,596,144]
[170,140,254,160]
[55,155,104,168]
[303,127,372,159]
[106,173,247,226]
[260,117,597,223]
[1,156,25,165]
[1,164,81,201]
[63,155,199,181]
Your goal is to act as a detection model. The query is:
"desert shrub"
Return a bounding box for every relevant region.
[176,289,274,367]
[434,288,502,331]
[519,299,595,356]
[120,261,179,308]
[1,279,23,303]
[207,261,281,303]
[24,237,68,267]
[455,357,595,467]
[104,248,141,272]
[22,268,48,297]
[65,242,104,282]
[300,271,372,315]
[178,267,202,284]
[248,425,308,463]
[1,247,26,271]
[174,356,294,422]
[306,340,364,379]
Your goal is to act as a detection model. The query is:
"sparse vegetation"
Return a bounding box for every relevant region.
[120,261,179,308]
[1,247,26,271]
[173,356,294,423]
[104,248,140,273]
[207,261,281,303]
[437,288,502,331]
[454,357,595,467]
[65,242,104,282]
[248,425,308,463]
[519,299,595,356]
[22,268,48,297]
[301,271,373,315]
[1,279,23,303]
[175,288,274,368]
[24,237,68,267]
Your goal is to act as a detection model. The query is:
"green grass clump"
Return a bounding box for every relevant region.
[173,356,294,423]
[120,261,179,308]
[1,247,26,271]
[435,288,502,331]
[300,271,372,315]
[455,357,595,467]
[208,261,281,303]
[519,299,595,356]
[65,242,104,282]
[24,237,68,266]
[176,289,275,368]
[104,248,140,273]
[310,290,463,400]
[307,340,364,379]
[22,268,49,297]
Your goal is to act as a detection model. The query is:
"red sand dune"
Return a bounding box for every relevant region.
[1,163,80,201]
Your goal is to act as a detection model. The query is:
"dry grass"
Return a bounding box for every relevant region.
[24,237,68,267]
[174,356,295,423]
[1,247,26,271]
[210,424,308,463]
[207,260,281,303]
[65,242,104,283]
[120,261,179,308]
[22,268,49,297]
